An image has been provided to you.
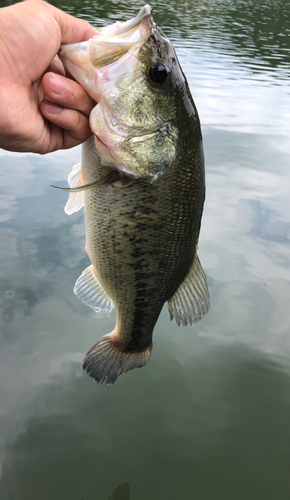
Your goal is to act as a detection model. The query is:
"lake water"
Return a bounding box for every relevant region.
[0,1,290,499]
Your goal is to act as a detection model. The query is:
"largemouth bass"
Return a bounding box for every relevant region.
[57,5,209,385]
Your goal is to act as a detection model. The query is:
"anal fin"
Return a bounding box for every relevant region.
[74,264,114,313]
[167,252,210,326]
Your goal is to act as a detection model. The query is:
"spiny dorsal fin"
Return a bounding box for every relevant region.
[64,162,85,215]
[83,333,152,385]
[167,253,210,326]
[74,264,114,313]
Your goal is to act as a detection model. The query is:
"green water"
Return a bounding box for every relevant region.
[0,1,290,499]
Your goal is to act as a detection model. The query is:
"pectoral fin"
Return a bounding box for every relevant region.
[51,165,120,215]
[51,171,119,193]
[64,162,85,215]
[74,264,114,313]
[167,253,210,326]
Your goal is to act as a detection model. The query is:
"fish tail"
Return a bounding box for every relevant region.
[83,333,152,385]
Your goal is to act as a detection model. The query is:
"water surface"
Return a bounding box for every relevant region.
[0,1,290,499]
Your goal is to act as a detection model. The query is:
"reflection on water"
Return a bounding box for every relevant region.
[50,0,290,79]
[1,343,290,499]
[0,0,290,499]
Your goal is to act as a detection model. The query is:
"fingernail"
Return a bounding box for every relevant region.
[50,73,69,95]
[44,101,63,115]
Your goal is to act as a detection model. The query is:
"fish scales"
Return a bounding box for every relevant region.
[57,5,210,384]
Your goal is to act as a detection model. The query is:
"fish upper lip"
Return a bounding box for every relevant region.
[95,4,153,39]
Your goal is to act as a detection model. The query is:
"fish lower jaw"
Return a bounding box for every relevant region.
[92,131,124,170]
[92,131,109,150]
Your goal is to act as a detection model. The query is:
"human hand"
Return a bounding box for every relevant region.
[0,0,97,154]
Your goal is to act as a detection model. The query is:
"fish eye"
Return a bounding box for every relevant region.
[147,62,168,84]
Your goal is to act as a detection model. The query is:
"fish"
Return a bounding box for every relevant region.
[56,4,210,385]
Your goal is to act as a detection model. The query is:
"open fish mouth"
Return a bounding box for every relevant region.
[58,5,180,183]
[58,5,154,96]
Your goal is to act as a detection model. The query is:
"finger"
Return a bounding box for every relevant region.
[42,72,95,118]
[51,4,98,44]
[48,121,92,152]
[46,55,65,77]
[40,99,92,146]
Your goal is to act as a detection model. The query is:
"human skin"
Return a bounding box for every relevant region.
[0,0,97,154]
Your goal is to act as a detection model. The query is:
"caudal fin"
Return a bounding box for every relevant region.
[83,334,152,385]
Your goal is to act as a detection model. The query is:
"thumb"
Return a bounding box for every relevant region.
[51,3,98,44]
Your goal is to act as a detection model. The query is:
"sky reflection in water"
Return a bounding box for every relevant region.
[0,0,290,499]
